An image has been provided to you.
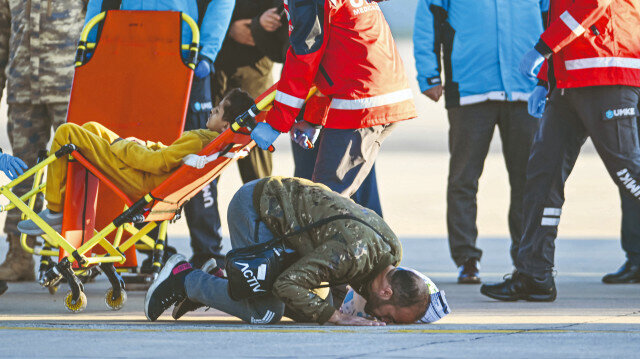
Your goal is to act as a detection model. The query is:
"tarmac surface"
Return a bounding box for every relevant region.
[1,236,639,358]
[0,40,639,357]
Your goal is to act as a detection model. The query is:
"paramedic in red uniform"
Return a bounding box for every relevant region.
[251,0,417,198]
[481,0,640,302]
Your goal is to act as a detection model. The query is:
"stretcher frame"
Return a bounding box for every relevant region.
[0,83,286,312]
[0,11,191,311]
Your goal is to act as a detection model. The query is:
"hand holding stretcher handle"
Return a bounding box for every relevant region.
[232,86,317,152]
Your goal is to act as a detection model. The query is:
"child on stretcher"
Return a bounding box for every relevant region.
[17,89,254,235]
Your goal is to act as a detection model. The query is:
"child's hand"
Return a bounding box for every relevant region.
[125,137,146,146]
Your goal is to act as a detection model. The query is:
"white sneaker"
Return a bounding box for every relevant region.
[17,209,63,235]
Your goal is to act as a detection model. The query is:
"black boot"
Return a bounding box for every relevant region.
[458,258,481,284]
[144,254,194,321]
[602,261,640,284]
[480,271,556,302]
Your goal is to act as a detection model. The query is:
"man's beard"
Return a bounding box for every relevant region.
[364,293,389,316]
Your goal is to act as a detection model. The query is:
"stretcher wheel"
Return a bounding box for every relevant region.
[64,290,87,313]
[104,288,127,311]
[48,285,59,295]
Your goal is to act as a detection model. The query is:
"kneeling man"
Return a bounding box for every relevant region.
[146,177,431,325]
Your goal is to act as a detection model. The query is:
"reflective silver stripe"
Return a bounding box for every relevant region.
[565,57,640,71]
[541,217,560,226]
[459,91,530,106]
[275,91,305,109]
[512,92,531,102]
[248,108,257,118]
[560,11,585,36]
[543,208,562,216]
[330,89,413,110]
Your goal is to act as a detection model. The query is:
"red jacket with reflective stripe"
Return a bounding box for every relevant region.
[265,0,416,132]
[537,0,640,88]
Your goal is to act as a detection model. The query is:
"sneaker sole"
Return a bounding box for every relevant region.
[144,253,186,321]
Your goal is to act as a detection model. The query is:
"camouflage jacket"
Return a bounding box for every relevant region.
[0,0,86,104]
[253,177,402,324]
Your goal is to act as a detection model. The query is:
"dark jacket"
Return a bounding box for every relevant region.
[253,177,402,324]
[214,0,288,73]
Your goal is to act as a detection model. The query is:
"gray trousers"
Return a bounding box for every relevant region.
[184,179,285,324]
[313,123,396,198]
[517,86,640,278]
[447,101,540,266]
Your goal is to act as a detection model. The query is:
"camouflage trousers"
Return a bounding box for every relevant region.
[4,103,68,235]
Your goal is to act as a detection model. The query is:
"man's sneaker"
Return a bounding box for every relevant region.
[171,258,223,320]
[458,258,481,284]
[480,271,557,302]
[144,254,193,321]
[17,209,63,235]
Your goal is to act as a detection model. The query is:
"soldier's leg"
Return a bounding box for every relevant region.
[312,123,396,198]
[516,90,587,278]
[0,104,52,281]
[46,103,69,131]
[183,73,222,267]
[183,179,284,324]
[446,102,498,267]
[497,102,541,265]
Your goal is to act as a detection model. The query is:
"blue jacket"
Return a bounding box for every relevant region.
[413,0,548,108]
[85,0,235,63]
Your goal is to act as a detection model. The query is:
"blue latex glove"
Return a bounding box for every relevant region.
[194,58,213,79]
[519,48,546,79]
[290,121,321,149]
[251,122,281,150]
[528,85,548,118]
[0,153,27,180]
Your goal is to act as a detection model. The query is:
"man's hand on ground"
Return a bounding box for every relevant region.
[229,19,256,46]
[422,85,443,102]
[260,8,282,32]
[328,311,386,326]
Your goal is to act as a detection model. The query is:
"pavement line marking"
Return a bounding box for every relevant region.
[424,272,610,278]
[0,326,638,334]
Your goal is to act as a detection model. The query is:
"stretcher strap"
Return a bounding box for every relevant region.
[182,149,250,169]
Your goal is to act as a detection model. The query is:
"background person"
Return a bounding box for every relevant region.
[413,0,549,284]
[211,0,287,184]
[85,0,234,268]
[0,0,86,283]
[481,0,640,302]
[250,0,416,213]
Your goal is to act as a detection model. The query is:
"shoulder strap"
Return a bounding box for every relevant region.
[277,214,390,244]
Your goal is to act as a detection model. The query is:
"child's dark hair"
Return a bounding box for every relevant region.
[220,88,255,124]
